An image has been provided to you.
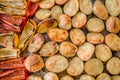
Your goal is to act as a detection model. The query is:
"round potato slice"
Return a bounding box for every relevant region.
[51,5,63,20]
[24,54,44,72]
[106,16,120,33]
[58,14,71,30]
[77,42,95,61]
[60,75,74,80]
[72,12,87,28]
[70,29,86,46]
[43,72,59,80]
[86,18,105,32]
[28,33,44,53]
[37,18,57,33]
[35,9,51,20]
[79,74,95,80]
[95,44,112,62]
[106,57,120,75]
[96,73,111,80]
[45,55,68,73]
[67,57,84,76]
[47,28,68,42]
[63,0,79,16]
[55,0,68,5]
[27,75,42,80]
[59,41,77,58]
[111,76,120,80]
[105,33,120,51]
[40,41,59,57]
[105,0,120,16]
[85,58,104,76]
[87,33,104,44]
[93,0,108,20]
[79,0,92,15]
[39,0,55,9]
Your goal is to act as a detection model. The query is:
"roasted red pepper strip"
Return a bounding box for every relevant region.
[26,0,39,17]
[0,58,25,69]
[20,17,27,31]
[0,68,28,80]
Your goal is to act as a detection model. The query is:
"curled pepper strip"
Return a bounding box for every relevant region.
[0,68,28,80]
[26,0,39,17]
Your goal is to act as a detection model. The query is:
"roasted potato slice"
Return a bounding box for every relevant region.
[106,57,120,75]
[60,75,74,80]
[111,76,120,80]
[70,29,85,46]
[96,73,111,80]
[106,16,120,33]
[72,12,87,28]
[0,32,18,48]
[0,48,19,60]
[39,0,55,9]
[63,0,79,16]
[35,9,51,20]
[40,41,59,57]
[37,18,57,33]
[79,74,95,80]
[28,33,44,53]
[58,14,72,30]
[27,75,42,80]
[18,19,36,51]
[47,28,68,42]
[105,33,120,51]
[79,0,92,15]
[44,72,59,80]
[45,55,68,73]
[24,54,44,72]
[85,58,104,76]
[105,0,120,16]
[55,0,68,5]
[93,0,108,20]
[67,57,84,76]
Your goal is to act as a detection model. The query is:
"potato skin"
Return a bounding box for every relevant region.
[87,33,104,44]
[47,28,68,42]
[77,42,95,61]
[105,33,120,51]
[70,29,86,46]
[43,72,59,80]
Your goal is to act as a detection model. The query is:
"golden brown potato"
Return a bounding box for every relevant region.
[43,72,59,80]
[67,57,84,76]
[105,33,120,51]
[35,9,51,20]
[105,0,120,16]
[27,75,42,80]
[47,28,68,42]
[55,0,68,5]
[58,14,72,30]
[77,42,95,61]
[28,33,44,53]
[87,33,104,44]
[39,0,55,9]
[86,18,105,32]
[106,16,120,33]
[63,0,79,16]
[106,57,120,75]
[60,75,74,80]
[111,76,120,80]
[70,29,86,46]
[85,58,104,76]
[95,44,112,62]
[59,41,77,58]
[30,0,40,2]
[72,12,87,28]
[24,54,44,72]
[45,55,68,73]
[51,5,63,20]
[37,18,57,33]
[96,73,111,80]
[79,74,95,80]
[40,41,59,57]
[93,0,108,20]
[79,0,92,15]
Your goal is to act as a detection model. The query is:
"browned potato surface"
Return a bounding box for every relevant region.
[79,74,95,80]
[55,0,68,5]
[60,75,74,80]
[43,72,59,80]
[96,73,111,80]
